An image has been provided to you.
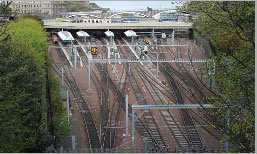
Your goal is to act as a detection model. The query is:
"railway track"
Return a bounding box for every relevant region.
[163,43,223,141]
[157,40,206,152]
[91,36,164,151]
[147,38,222,150]
[51,41,102,150]
[105,64,163,151]
[135,36,209,152]
[122,36,206,152]
[94,38,112,149]
[76,38,111,148]
[118,35,168,151]
[134,64,194,152]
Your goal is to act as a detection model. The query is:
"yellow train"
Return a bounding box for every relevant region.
[91,47,98,55]
[144,39,150,44]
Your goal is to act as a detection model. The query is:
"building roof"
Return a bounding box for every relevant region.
[104,30,114,37]
[76,31,90,37]
[124,30,137,37]
[58,31,75,41]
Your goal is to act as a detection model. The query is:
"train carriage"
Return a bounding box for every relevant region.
[90,37,98,56]
[91,47,98,55]
[52,35,58,44]
[144,39,150,44]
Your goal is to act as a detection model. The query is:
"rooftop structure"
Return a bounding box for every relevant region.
[76,31,90,38]
[105,30,114,37]
[58,31,75,43]
[124,30,137,37]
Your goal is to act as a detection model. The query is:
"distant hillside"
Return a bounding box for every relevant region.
[64,1,102,12]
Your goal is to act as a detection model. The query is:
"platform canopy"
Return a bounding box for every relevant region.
[76,31,90,38]
[58,31,75,43]
[124,30,137,38]
[105,30,114,37]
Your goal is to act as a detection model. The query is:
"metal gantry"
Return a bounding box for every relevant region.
[87,58,208,91]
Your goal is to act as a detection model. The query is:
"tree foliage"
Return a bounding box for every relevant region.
[179,1,254,152]
[19,14,44,26]
[6,18,49,54]
[0,1,13,42]
[0,15,70,152]
[0,41,46,152]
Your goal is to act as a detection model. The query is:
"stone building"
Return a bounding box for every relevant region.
[9,1,67,19]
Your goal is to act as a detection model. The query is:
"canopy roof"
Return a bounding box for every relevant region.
[76,31,90,37]
[105,30,114,37]
[58,31,75,41]
[124,30,137,37]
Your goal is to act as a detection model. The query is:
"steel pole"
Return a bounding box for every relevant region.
[74,48,77,68]
[61,66,64,86]
[87,59,92,91]
[72,136,76,152]
[172,29,175,44]
[128,63,131,74]
[156,53,159,77]
[71,41,74,67]
[224,105,230,152]
[125,95,129,136]
[131,108,135,148]
[67,89,70,124]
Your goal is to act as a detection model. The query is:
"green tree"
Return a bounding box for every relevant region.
[0,1,13,42]
[179,1,254,152]
[0,41,46,152]
[6,18,49,54]
[0,15,70,152]
[20,14,44,26]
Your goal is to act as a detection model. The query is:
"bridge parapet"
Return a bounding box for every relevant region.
[43,20,192,30]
